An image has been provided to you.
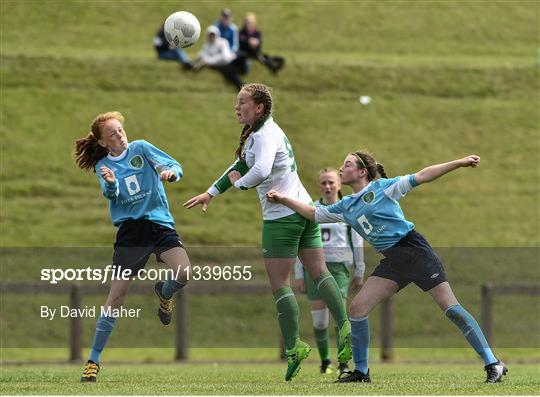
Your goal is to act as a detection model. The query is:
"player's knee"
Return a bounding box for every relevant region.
[311,308,329,329]
[349,300,370,318]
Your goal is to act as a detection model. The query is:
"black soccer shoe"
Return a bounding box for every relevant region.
[155,281,174,325]
[335,369,371,383]
[484,360,508,383]
[81,360,99,382]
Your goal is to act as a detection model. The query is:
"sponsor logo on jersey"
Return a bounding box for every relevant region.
[129,155,144,169]
[124,175,141,196]
[362,191,375,204]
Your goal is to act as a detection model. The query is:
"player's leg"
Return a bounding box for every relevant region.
[155,246,191,325]
[335,275,398,383]
[308,299,332,373]
[429,281,507,382]
[262,215,310,381]
[298,218,352,364]
[82,278,132,382]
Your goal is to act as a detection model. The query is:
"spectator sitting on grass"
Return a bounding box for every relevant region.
[235,12,284,75]
[214,8,239,53]
[153,25,192,70]
[191,26,244,91]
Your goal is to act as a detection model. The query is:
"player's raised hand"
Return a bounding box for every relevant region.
[266,190,283,203]
[100,166,116,183]
[160,170,177,182]
[183,192,212,212]
[460,155,481,168]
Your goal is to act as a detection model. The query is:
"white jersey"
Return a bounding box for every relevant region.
[295,200,365,279]
[208,117,312,220]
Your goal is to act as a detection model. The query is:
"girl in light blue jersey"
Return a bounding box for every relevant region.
[267,151,507,384]
[74,111,192,382]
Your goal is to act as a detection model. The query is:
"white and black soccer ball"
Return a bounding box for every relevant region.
[163,11,201,48]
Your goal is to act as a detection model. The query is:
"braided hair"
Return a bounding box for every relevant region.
[351,150,388,181]
[235,83,273,159]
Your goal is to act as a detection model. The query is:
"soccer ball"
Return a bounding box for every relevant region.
[164,11,201,49]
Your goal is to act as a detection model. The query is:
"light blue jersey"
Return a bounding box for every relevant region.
[314,175,418,251]
[94,140,182,229]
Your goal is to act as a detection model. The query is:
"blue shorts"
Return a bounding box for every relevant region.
[371,230,446,292]
[112,219,183,277]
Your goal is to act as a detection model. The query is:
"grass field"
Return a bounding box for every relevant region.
[1,361,539,395]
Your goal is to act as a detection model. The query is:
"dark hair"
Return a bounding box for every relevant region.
[235,83,273,159]
[352,150,388,181]
[318,167,343,199]
[74,111,125,171]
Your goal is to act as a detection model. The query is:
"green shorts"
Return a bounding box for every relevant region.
[262,212,322,258]
[305,262,350,300]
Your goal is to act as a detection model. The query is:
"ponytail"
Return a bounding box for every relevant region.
[352,151,389,181]
[74,132,108,171]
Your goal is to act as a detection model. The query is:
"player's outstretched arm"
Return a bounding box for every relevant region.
[183,192,213,212]
[266,190,316,221]
[414,155,480,185]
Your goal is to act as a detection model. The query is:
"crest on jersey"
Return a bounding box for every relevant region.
[129,155,144,169]
[362,191,375,204]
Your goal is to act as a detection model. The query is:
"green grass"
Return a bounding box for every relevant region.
[1,362,539,395]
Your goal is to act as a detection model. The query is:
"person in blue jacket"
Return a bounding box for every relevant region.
[267,151,507,384]
[74,111,191,382]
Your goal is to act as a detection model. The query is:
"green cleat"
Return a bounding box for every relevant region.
[285,339,311,381]
[337,321,352,364]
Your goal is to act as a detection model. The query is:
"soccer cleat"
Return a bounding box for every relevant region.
[337,321,352,363]
[484,360,508,383]
[285,339,311,381]
[335,369,371,383]
[155,281,174,325]
[338,362,350,375]
[80,360,99,382]
[320,359,333,374]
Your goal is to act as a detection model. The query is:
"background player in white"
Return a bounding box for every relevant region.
[267,151,507,384]
[294,168,365,375]
[184,83,352,381]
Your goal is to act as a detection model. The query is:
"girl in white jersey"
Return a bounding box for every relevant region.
[184,83,352,381]
[267,151,506,384]
[294,168,365,375]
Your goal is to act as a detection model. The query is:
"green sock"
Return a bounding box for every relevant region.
[314,327,330,361]
[334,325,341,359]
[273,286,299,350]
[315,271,348,328]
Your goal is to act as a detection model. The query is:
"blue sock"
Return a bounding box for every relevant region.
[445,304,497,365]
[89,315,117,364]
[350,316,370,373]
[162,279,185,299]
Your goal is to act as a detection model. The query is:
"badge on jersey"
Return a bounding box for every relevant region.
[129,155,144,169]
[362,191,375,204]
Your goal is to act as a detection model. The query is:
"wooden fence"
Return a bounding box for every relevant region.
[480,282,540,344]
[1,282,394,362]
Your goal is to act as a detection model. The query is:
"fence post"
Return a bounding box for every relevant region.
[69,283,83,362]
[380,297,393,362]
[175,288,188,361]
[481,283,493,345]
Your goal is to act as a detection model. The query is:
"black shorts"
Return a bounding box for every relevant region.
[371,230,447,292]
[112,219,183,278]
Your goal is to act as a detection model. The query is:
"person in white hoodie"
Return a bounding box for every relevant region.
[192,25,244,90]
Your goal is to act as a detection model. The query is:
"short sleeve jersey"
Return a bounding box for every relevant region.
[314,175,418,251]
